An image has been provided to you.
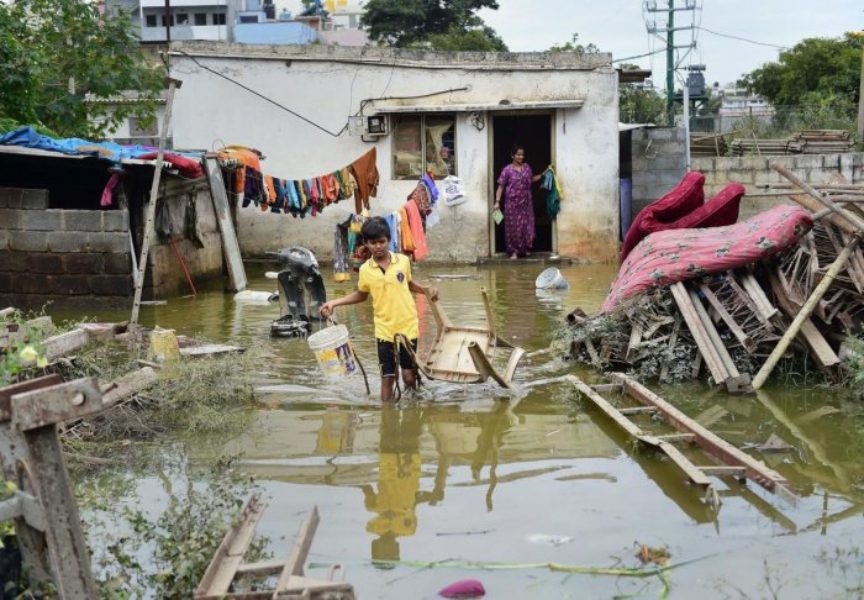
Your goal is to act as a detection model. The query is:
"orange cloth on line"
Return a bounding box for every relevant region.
[218,147,262,195]
[349,147,379,214]
[322,173,339,203]
[399,208,415,255]
[404,199,428,261]
[265,175,277,205]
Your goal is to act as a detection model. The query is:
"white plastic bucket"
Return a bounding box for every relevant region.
[535,267,569,290]
[307,324,358,378]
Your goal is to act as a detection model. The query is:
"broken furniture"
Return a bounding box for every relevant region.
[195,499,355,599]
[399,288,525,388]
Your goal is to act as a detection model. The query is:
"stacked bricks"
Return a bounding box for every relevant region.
[0,188,133,303]
[630,127,688,217]
[692,152,864,220]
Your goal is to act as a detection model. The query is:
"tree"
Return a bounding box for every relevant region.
[548,33,600,54]
[0,0,164,138]
[427,25,508,52]
[739,32,863,107]
[619,85,666,124]
[362,0,500,48]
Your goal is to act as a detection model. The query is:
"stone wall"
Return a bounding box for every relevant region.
[630,127,687,216]
[0,187,133,308]
[692,153,864,218]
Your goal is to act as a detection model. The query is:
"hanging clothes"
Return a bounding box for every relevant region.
[385,214,399,252]
[541,165,562,219]
[349,147,379,214]
[407,183,431,216]
[399,207,415,256]
[334,220,351,282]
[421,172,439,205]
[404,198,428,261]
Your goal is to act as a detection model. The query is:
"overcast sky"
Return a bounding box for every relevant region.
[278,0,863,89]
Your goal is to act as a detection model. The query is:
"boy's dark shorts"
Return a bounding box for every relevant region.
[377,338,418,378]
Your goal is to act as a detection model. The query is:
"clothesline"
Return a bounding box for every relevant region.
[220,146,379,218]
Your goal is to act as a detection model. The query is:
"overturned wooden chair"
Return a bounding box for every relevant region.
[195,498,354,599]
[400,288,525,388]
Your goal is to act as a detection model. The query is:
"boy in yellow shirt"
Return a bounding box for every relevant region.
[320,217,438,401]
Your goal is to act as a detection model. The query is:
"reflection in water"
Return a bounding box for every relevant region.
[364,406,422,561]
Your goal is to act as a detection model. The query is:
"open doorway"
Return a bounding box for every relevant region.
[491,114,553,255]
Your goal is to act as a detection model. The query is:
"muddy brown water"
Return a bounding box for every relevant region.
[60,263,864,598]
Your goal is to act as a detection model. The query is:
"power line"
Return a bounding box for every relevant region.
[612,48,666,64]
[696,26,789,49]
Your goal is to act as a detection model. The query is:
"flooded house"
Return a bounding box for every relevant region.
[169,42,621,262]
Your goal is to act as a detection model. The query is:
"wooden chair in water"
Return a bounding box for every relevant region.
[401,288,525,388]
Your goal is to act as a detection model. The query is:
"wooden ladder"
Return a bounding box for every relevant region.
[567,373,794,507]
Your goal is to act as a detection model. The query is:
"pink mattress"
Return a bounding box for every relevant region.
[602,205,814,312]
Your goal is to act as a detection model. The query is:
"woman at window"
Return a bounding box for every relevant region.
[494,144,543,260]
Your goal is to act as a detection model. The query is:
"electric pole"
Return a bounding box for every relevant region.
[666,1,675,126]
[858,43,863,142]
[645,1,697,126]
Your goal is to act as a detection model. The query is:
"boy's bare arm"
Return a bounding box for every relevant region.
[320,290,369,317]
[409,281,439,301]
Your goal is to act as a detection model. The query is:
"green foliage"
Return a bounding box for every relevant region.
[548,33,600,54]
[426,25,508,52]
[0,311,52,387]
[79,458,269,599]
[739,32,863,107]
[362,0,500,48]
[620,85,666,124]
[0,0,164,138]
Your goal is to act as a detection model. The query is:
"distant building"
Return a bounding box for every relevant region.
[105,0,367,46]
[716,85,774,132]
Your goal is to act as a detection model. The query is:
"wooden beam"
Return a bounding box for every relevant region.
[195,496,266,598]
[204,155,247,293]
[131,80,177,325]
[752,237,858,389]
[670,282,729,385]
[42,328,89,361]
[274,505,321,593]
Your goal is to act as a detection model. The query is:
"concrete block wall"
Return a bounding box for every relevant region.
[692,152,864,219]
[0,187,133,308]
[630,127,687,215]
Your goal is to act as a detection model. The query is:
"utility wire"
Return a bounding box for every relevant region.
[177,50,349,137]
[612,48,666,64]
[696,26,789,49]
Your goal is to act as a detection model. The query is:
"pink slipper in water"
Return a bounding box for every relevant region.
[439,579,486,598]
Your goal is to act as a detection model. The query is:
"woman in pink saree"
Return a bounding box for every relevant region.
[494,145,543,259]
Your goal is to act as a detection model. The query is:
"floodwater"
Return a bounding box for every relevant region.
[67,262,864,598]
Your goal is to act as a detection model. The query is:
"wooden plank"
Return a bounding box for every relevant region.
[195,496,266,598]
[100,367,158,407]
[131,80,177,325]
[767,269,840,368]
[753,237,857,389]
[205,155,248,293]
[699,284,752,350]
[696,405,729,428]
[739,273,779,322]
[42,328,89,361]
[274,505,321,592]
[659,314,682,383]
[687,287,744,386]
[179,344,245,358]
[618,406,659,416]
[697,466,747,477]
[0,374,63,422]
[670,282,729,384]
[655,433,697,443]
[625,324,642,361]
[570,376,712,489]
[0,307,17,319]
[11,378,104,431]
[609,373,792,495]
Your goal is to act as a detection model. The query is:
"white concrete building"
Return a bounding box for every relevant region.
[170,43,620,262]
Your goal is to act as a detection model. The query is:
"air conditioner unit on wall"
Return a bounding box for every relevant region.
[348,115,388,137]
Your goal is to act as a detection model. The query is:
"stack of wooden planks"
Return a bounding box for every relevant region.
[792,130,855,154]
[566,169,864,391]
[690,132,729,157]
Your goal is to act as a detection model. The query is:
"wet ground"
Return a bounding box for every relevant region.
[64,262,864,598]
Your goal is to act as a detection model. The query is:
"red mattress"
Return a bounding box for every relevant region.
[620,171,705,260]
[602,205,814,312]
